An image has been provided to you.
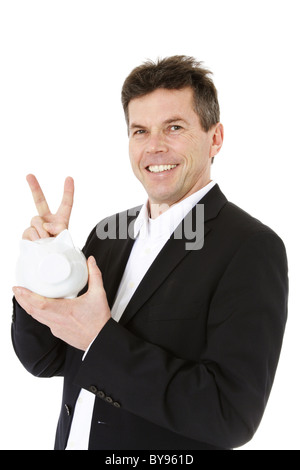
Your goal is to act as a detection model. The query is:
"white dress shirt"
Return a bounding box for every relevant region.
[66,181,216,450]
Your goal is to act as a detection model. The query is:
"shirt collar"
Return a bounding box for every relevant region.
[133,203,149,238]
[133,180,216,239]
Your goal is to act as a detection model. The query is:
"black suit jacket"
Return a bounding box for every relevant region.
[12,185,288,450]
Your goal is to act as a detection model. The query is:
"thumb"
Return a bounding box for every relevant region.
[87,256,104,293]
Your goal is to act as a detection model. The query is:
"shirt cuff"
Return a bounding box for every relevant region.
[82,336,97,361]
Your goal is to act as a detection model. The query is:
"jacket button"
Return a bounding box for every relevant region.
[96,390,105,399]
[89,385,98,394]
[105,396,113,403]
[113,401,121,408]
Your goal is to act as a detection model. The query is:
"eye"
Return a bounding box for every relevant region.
[134,129,146,136]
[170,125,182,132]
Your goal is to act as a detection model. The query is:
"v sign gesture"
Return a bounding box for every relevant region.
[23,174,75,241]
[15,174,112,350]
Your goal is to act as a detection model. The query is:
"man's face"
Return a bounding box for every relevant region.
[128,87,223,209]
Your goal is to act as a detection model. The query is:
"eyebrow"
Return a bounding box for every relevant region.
[164,117,188,125]
[129,117,188,130]
[129,123,146,130]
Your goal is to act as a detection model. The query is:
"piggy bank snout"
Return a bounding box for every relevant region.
[38,253,71,284]
[16,230,88,298]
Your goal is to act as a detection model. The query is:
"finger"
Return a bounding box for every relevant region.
[12,286,64,325]
[43,222,68,236]
[22,226,40,241]
[31,215,51,238]
[87,256,104,293]
[12,286,46,320]
[26,174,51,217]
[57,176,74,223]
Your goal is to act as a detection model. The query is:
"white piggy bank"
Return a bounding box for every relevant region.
[16,230,88,298]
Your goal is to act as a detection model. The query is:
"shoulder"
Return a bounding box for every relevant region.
[215,200,287,266]
[220,199,281,238]
[202,184,283,243]
[201,186,287,265]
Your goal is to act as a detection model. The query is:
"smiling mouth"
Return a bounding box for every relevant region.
[147,164,178,173]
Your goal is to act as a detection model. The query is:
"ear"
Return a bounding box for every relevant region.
[55,229,74,248]
[209,123,224,159]
[19,239,40,254]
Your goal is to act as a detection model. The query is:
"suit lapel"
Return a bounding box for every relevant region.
[102,209,139,308]
[119,184,227,326]
[104,237,135,308]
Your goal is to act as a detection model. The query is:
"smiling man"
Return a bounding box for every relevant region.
[12,56,288,450]
[128,87,223,215]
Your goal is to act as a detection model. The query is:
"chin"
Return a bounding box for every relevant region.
[149,194,177,207]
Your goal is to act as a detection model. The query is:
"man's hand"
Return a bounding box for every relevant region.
[13,257,111,351]
[23,174,74,240]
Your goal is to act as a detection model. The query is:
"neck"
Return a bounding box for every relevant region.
[148,201,171,219]
[148,179,212,219]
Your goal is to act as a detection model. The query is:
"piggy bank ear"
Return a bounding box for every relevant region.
[19,238,40,255]
[55,229,74,248]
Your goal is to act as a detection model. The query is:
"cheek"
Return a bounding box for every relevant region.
[168,133,200,156]
[129,147,143,177]
[182,135,209,162]
[128,143,138,166]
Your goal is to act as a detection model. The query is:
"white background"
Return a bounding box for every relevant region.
[0,0,299,450]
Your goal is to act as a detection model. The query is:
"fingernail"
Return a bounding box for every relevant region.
[13,287,22,295]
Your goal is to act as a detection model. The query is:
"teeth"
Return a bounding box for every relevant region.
[148,164,177,173]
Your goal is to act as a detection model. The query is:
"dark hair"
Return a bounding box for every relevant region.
[121,55,220,132]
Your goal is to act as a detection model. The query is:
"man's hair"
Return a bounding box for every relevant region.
[121,55,220,132]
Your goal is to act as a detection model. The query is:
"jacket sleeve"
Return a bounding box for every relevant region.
[11,296,66,377]
[73,231,288,449]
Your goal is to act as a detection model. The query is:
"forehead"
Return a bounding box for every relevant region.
[128,87,196,125]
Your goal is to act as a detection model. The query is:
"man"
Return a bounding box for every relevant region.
[12,56,288,450]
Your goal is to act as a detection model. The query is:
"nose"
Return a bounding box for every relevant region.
[146,132,168,154]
